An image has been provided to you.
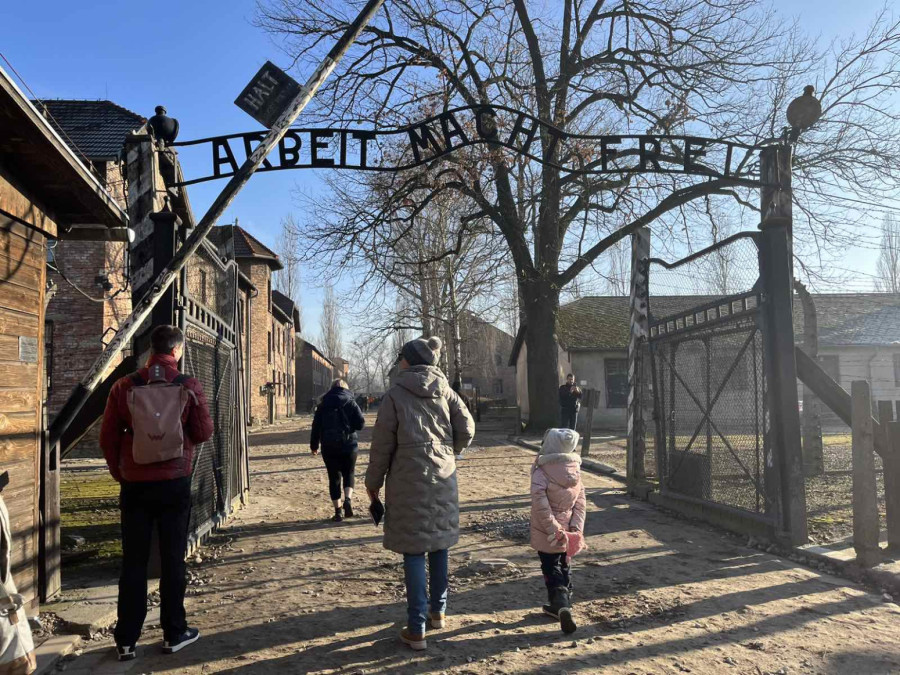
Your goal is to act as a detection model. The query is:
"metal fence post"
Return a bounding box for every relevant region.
[758,144,807,545]
[627,227,650,482]
[851,381,881,567]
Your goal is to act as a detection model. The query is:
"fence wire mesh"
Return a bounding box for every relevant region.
[646,233,772,519]
[648,235,761,305]
[801,391,887,546]
[652,317,769,515]
[183,323,236,539]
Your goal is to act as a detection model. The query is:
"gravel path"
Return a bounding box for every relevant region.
[67,415,900,674]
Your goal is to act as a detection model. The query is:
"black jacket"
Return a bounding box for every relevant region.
[311,386,366,453]
[558,383,583,411]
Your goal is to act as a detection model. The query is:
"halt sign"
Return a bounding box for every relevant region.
[234,61,303,128]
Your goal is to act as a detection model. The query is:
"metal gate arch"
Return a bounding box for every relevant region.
[646,232,782,531]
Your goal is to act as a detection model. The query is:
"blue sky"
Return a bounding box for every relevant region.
[0,0,888,335]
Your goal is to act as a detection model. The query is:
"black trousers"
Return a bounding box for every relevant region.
[322,450,358,501]
[538,551,571,591]
[115,477,191,647]
[560,408,578,430]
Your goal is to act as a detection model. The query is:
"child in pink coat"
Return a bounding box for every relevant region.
[530,428,586,634]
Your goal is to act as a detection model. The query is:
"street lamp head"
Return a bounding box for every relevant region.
[786,85,822,133]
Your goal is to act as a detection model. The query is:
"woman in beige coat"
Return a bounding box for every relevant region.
[365,337,475,651]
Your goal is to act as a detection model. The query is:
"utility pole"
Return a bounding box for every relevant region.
[49,0,386,446]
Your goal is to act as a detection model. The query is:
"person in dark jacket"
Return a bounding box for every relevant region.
[100,325,213,662]
[558,374,583,430]
[311,379,366,522]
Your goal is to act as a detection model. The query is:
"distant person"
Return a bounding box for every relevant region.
[558,374,582,430]
[100,325,213,662]
[366,337,475,651]
[530,428,587,635]
[310,379,365,522]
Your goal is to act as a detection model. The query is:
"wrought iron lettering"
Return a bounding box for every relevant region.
[173,104,761,186]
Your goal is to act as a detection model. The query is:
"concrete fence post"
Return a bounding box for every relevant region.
[851,381,881,567]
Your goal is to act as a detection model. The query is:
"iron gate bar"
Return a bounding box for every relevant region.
[658,330,770,506]
[650,291,761,338]
[651,316,760,345]
[662,327,758,471]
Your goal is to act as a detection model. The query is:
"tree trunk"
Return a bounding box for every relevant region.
[447,268,463,389]
[522,278,561,431]
[795,279,824,476]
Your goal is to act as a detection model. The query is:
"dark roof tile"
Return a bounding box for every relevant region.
[35,99,145,160]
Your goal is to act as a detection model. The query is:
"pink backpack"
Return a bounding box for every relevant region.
[127,364,196,465]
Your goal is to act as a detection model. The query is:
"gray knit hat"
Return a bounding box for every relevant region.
[401,336,443,366]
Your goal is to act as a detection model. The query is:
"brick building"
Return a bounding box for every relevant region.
[211,223,298,425]
[38,100,143,453]
[1,68,129,607]
[456,312,517,404]
[296,339,334,413]
[332,356,350,381]
[272,290,300,420]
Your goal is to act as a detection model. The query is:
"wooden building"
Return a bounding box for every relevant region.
[38,100,143,457]
[0,66,128,607]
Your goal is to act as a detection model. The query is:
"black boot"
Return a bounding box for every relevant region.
[344,500,354,518]
[332,507,343,522]
[545,587,576,634]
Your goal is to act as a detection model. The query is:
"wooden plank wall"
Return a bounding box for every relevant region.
[0,218,46,609]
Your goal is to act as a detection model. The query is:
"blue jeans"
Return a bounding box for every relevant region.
[403,550,449,633]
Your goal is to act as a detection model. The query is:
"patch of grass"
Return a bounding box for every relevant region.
[60,470,122,564]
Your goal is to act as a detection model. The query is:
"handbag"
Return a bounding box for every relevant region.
[0,496,35,675]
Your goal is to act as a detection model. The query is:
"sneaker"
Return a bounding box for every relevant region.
[542,604,560,620]
[558,607,577,634]
[163,627,200,654]
[344,501,354,518]
[428,612,446,629]
[332,508,343,522]
[116,645,136,661]
[399,627,427,650]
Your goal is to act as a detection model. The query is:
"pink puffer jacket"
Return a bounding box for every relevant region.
[530,451,587,554]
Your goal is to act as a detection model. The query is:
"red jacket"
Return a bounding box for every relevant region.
[100,353,214,482]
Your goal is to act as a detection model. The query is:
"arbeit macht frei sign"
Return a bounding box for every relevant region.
[172,104,760,187]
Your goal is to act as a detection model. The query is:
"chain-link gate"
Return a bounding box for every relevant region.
[180,241,247,544]
[646,233,777,524]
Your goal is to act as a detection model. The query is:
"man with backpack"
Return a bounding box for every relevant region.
[310,379,366,522]
[100,325,213,662]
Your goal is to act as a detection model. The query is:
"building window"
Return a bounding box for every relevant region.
[820,355,840,383]
[605,358,629,408]
[198,269,208,305]
[268,331,272,364]
[495,351,503,367]
[493,378,503,395]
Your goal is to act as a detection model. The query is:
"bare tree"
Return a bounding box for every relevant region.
[259,0,900,428]
[319,283,343,361]
[606,241,630,296]
[274,213,304,334]
[876,214,900,293]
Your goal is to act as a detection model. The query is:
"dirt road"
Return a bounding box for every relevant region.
[69,416,900,674]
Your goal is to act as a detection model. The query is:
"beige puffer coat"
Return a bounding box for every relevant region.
[365,365,475,554]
